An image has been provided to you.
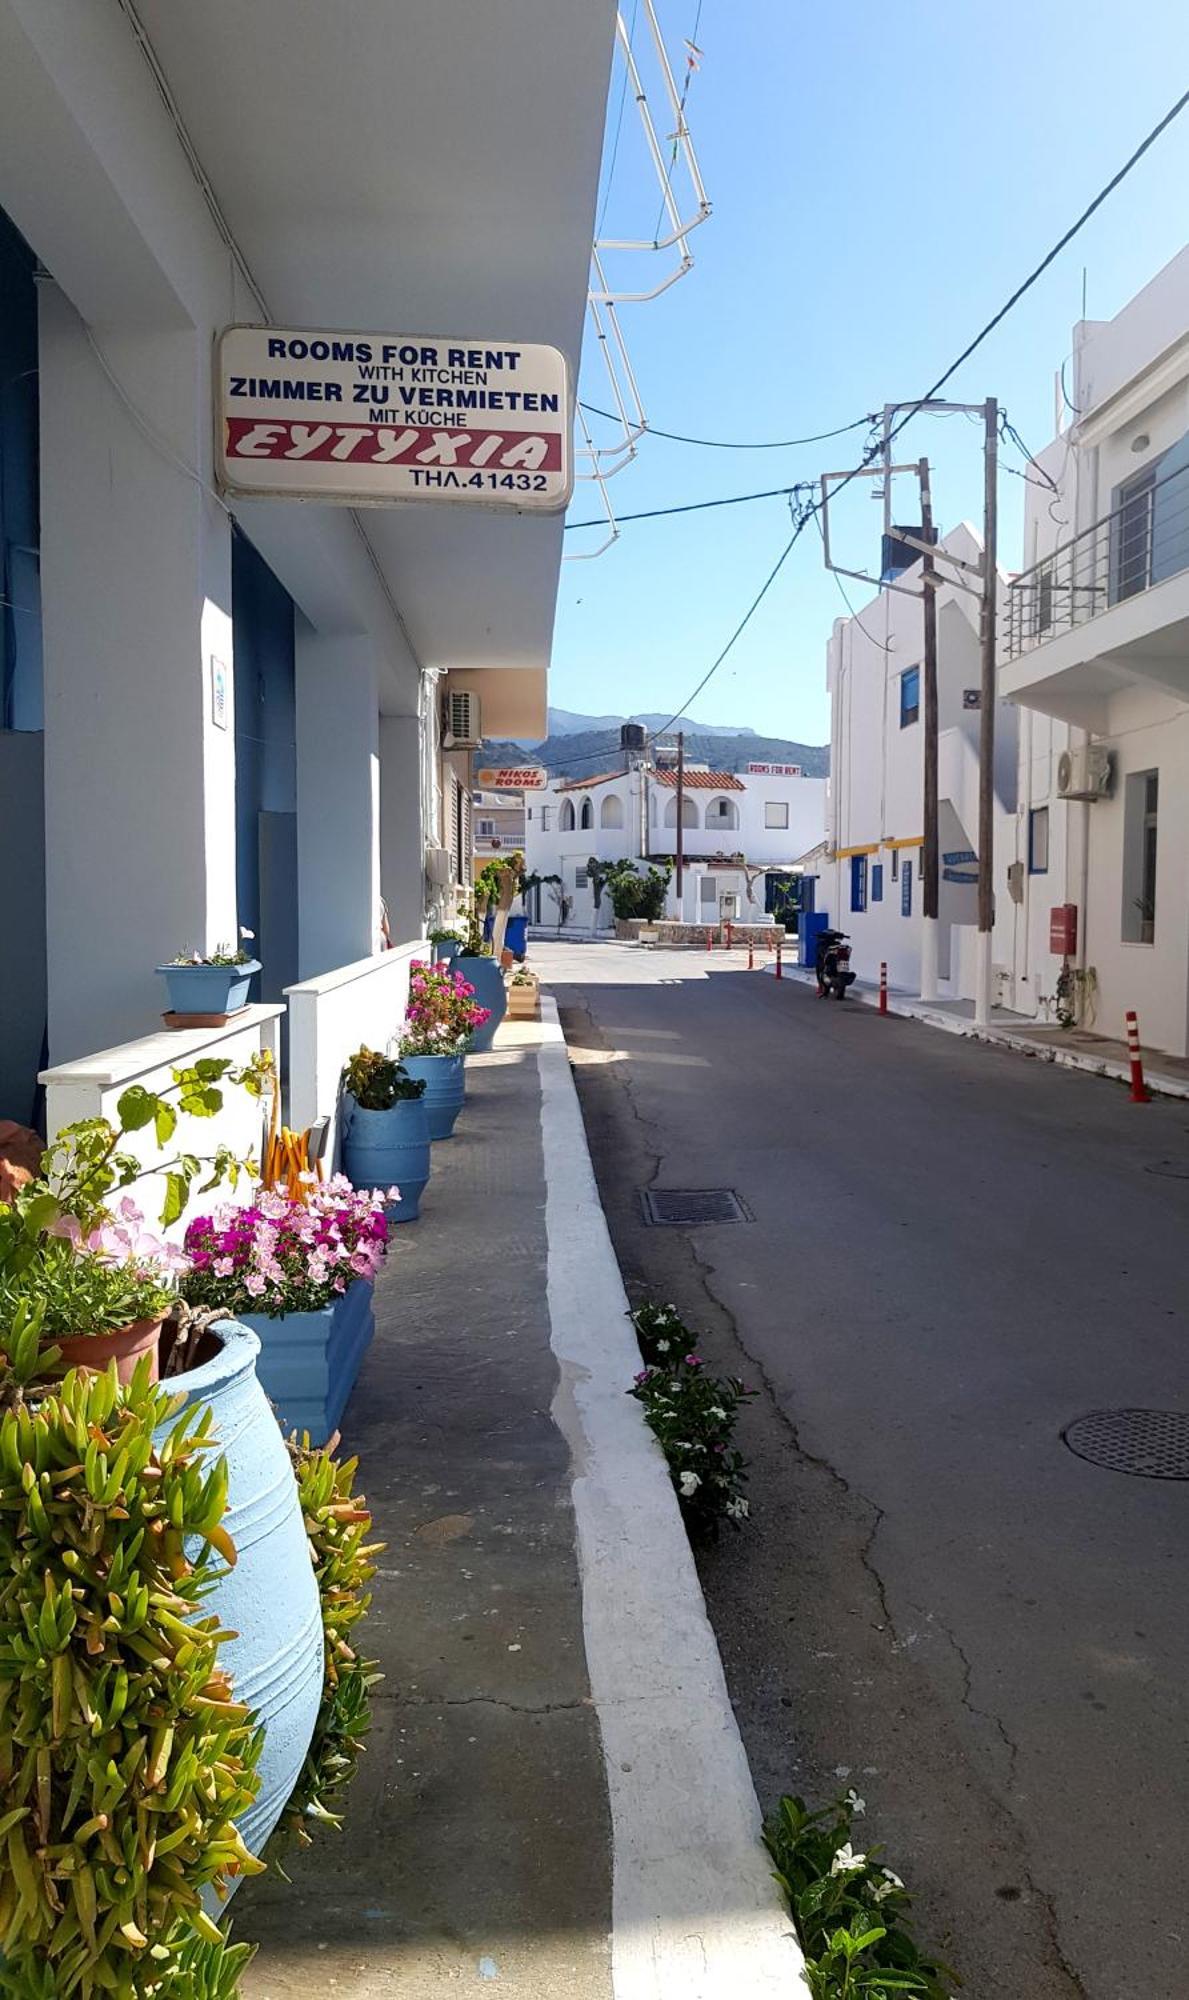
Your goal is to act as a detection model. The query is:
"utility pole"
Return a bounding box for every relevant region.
[975,398,999,1027]
[919,457,940,1002]
[674,730,685,911]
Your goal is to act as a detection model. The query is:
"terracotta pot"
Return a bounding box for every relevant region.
[55,1314,165,1385]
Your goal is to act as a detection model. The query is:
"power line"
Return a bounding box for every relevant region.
[565,480,805,530]
[650,0,704,242]
[581,83,1189,742]
[595,0,639,240]
[578,399,876,450]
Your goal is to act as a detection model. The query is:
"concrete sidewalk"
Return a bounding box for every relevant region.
[240,1005,799,1998]
[770,960,1189,1101]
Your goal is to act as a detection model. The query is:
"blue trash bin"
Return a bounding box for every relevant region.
[505,914,528,960]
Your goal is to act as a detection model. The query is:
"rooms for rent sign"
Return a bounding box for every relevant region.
[216,326,571,512]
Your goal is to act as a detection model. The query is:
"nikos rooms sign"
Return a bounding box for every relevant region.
[216,326,571,512]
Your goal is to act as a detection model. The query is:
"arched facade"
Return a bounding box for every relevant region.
[600,793,624,828]
[559,798,576,831]
[704,794,740,832]
[663,794,698,830]
[579,797,594,829]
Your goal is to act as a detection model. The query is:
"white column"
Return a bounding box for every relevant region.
[379,714,425,945]
[295,632,379,978]
[39,291,236,1063]
[920,917,940,1002]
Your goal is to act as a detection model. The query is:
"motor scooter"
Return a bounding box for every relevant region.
[815,928,856,999]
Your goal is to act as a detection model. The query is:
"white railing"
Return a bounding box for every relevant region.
[286,942,423,1166]
[40,1006,284,1239]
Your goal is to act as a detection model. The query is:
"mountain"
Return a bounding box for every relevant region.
[544,706,764,740]
[480,716,829,780]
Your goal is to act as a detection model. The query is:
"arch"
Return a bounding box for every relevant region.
[579,797,594,830]
[559,798,576,832]
[663,794,698,830]
[703,794,739,832]
[600,793,624,829]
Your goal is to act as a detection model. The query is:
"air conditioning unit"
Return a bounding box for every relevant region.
[1057,744,1112,801]
[443,688,481,748]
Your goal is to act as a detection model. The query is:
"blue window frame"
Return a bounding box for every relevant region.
[900,666,920,728]
[1027,805,1049,874]
[850,854,868,913]
[871,863,884,902]
[901,860,913,916]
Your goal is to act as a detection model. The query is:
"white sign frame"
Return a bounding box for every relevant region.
[215,324,572,514]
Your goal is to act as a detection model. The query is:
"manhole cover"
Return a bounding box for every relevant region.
[1146,1160,1189,1180]
[641,1188,750,1227]
[1063,1409,1189,1479]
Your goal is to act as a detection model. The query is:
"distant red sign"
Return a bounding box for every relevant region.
[475,766,548,790]
[746,761,802,776]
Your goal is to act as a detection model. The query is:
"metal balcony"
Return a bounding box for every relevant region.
[1005,455,1189,660]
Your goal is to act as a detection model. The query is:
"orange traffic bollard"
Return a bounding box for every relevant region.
[1125,1009,1151,1103]
[706,927,714,951]
[879,962,888,1015]
[726,920,733,952]
[748,941,754,970]
[775,940,783,980]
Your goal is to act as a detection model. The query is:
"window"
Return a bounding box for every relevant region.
[764,801,789,830]
[477,818,495,838]
[1113,466,1156,602]
[871,863,884,902]
[559,799,575,832]
[900,666,920,728]
[850,854,868,913]
[700,874,718,906]
[901,859,913,916]
[1122,769,1158,943]
[540,804,552,831]
[579,798,593,830]
[1028,806,1049,874]
[890,847,899,882]
[1036,561,1054,637]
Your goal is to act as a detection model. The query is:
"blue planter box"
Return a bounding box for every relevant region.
[241,1277,375,1446]
[156,958,261,1015]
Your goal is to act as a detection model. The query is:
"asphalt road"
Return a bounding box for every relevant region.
[541,939,1189,2000]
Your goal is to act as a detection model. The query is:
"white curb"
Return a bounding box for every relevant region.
[537,996,802,1999]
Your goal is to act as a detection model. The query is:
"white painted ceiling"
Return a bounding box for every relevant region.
[136,0,616,678]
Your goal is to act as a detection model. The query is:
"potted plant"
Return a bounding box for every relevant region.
[157,932,261,1022]
[506,966,540,1021]
[181,1177,396,1445]
[398,960,491,1133]
[340,1046,431,1222]
[427,925,465,966]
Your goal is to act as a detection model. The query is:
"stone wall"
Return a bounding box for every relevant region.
[614,918,787,948]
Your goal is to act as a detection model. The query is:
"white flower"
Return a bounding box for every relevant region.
[881,1868,903,1889]
[830,1844,867,1877]
[870,1878,895,1904]
[656,1339,671,1352]
[239,925,255,940]
[845,1788,866,1817]
[726,1497,750,1520]
[679,1471,701,1497]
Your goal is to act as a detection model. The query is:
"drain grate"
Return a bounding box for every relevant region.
[641,1188,750,1227]
[1063,1408,1189,1480]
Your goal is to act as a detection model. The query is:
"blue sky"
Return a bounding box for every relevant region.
[551,0,1189,743]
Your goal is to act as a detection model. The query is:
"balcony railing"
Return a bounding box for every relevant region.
[1004,453,1189,660]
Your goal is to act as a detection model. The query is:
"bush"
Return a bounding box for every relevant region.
[607,864,671,923]
[0,1309,263,1993]
[763,1791,956,1997]
[627,1301,755,1536]
[341,1047,425,1110]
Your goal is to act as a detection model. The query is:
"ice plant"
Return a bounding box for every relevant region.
[399,960,491,1057]
[182,1177,396,1320]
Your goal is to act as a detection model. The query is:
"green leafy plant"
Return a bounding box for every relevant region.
[607,861,672,923]
[763,1792,956,1998]
[0,1304,264,1994]
[341,1048,426,1112]
[627,1301,755,1536]
[168,934,256,969]
[509,968,538,989]
[426,927,465,948]
[268,1437,381,1866]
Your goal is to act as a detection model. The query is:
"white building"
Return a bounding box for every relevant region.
[472,790,527,867]
[0,0,616,1134]
[524,748,827,929]
[1000,246,1189,1056]
[823,525,1018,998]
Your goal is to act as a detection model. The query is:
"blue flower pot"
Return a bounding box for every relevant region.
[242,1277,375,1449]
[341,1094,431,1219]
[400,1052,465,1139]
[431,938,461,965]
[454,954,506,1052]
[156,958,261,1016]
[161,1320,322,1872]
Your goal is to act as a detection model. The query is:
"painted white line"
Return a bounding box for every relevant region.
[537,996,802,1999]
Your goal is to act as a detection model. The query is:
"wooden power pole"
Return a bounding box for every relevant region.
[674,730,685,906]
[975,398,999,1025]
[919,457,940,1001]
